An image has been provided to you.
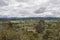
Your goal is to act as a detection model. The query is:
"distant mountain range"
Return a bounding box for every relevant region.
[0,17,60,21]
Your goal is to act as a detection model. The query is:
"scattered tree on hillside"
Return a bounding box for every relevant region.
[35,20,46,33]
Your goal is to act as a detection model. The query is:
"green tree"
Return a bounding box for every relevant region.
[5,22,13,29]
[42,30,52,40]
[35,20,46,33]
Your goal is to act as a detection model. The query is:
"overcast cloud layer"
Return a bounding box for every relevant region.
[0,0,60,17]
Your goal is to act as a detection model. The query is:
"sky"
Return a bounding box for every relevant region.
[0,0,60,18]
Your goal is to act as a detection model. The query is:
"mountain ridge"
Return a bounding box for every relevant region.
[0,17,60,21]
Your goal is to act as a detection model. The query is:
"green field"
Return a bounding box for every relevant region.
[0,19,60,40]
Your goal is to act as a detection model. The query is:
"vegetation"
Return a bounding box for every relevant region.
[0,19,60,40]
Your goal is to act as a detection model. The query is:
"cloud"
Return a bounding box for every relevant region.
[0,0,60,17]
[0,0,9,6]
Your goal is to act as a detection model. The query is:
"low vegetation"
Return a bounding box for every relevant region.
[0,19,60,40]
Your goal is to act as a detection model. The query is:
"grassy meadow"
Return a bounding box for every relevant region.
[0,19,60,40]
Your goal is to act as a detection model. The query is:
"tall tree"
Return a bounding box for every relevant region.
[35,20,46,33]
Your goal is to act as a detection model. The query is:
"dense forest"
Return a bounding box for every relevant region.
[0,19,60,40]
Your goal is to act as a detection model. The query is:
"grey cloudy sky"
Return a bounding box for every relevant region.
[0,0,60,17]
